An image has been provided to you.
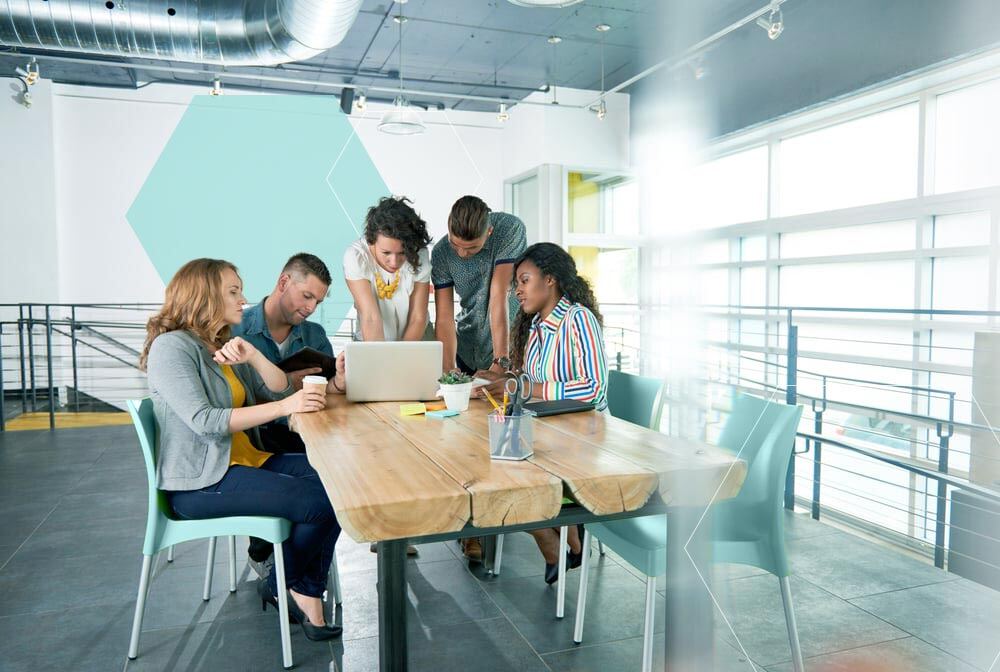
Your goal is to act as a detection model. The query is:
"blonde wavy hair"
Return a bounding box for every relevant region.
[139,258,240,371]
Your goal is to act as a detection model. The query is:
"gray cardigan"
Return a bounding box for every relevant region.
[145,330,293,491]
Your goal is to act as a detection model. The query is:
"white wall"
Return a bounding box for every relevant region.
[502,87,630,179]
[0,78,59,303]
[2,80,629,304]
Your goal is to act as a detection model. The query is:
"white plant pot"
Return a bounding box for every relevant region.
[437,382,474,412]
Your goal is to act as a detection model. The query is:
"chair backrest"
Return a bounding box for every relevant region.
[716,393,803,510]
[127,399,172,553]
[607,370,664,430]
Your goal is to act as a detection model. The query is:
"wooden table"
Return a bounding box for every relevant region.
[292,397,747,672]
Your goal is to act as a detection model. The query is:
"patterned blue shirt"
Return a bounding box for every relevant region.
[431,212,527,370]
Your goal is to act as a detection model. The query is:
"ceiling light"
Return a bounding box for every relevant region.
[392,14,407,23]
[380,1,424,135]
[595,24,611,32]
[590,99,606,121]
[547,35,562,44]
[210,77,223,95]
[507,0,584,7]
[497,103,509,122]
[355,93,367,112]
[15,58,39,85]
[379,96,426,135]
[756,4,783,40]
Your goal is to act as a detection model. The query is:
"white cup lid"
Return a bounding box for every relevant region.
[302,375,327,385]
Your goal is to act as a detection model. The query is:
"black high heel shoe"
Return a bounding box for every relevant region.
[285,590,343,641]
[258,578,279,611]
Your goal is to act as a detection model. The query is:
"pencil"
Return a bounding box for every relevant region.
[501,390,508,416]
[483,389,501,414]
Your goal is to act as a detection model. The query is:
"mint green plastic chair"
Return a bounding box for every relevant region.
[125,399,296,669]
[492,371,666,619]
[574,393,805,672]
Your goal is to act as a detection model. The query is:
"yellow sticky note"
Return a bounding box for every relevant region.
[399,403,427,416]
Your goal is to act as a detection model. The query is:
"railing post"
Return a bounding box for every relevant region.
[0,321,6,432]
[785,311,798,511]
[811,377,827,520]
[27,305,36,412]
[616,350,622,373]
[17,305,27,415]
[933,394,954,569]
[70,306,80,412]
[45,305,55,430]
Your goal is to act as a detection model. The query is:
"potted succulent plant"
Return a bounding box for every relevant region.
[437,371,475,412]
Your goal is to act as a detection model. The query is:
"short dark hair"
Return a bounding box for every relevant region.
[447,195,491,240]
[282,253,332,286]
[363,196,432,271]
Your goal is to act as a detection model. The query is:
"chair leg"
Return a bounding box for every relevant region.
[597,540,605,556]
[166,545,174,563]
[203,537,217,601]
[493,534,505,576]
[779,576,804,672]
[329,550,343,606]
[274,543,293,669]
[228,536,237,593]
[573,529,592,644]
[127,554,153,660]
[556,525,568,618]
[641,576,656,672]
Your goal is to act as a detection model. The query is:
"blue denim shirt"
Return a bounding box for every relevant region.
[233,297,334,365]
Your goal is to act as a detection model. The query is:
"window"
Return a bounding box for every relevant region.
[779,261,915,308]
[935,77,1000,193]
[933,212,992,248]
[568,246,638,305]
[778,104,919,216]
[606,180,639,236]
[672,146,769,232]
[781,221,915,258]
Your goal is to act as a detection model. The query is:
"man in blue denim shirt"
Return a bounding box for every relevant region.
[233,253,336,454]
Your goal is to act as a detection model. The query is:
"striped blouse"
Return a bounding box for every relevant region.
[522,295,608,411]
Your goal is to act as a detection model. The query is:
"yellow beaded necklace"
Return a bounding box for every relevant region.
[374,269,401,300]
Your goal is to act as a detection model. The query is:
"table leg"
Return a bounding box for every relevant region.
[378,539,408,672]
[480,535,496,574]
[665,507,715,672]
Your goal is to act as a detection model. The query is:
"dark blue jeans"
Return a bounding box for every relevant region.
[168,454,340,598]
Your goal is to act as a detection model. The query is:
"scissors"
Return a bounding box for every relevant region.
[504,373,532,417]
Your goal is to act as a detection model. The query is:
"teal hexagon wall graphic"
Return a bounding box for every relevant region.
[126,94,389,334]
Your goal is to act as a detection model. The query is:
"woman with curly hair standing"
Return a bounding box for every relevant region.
[343,196,433,342]
[478,242,609,582]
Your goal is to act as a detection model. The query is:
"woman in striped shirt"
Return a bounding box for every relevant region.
[479,242,609,582]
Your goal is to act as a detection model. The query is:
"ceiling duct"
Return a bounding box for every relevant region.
[0,0,363,66]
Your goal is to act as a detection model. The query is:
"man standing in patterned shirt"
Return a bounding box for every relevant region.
[432,195,527,376]
[432,195,527,562]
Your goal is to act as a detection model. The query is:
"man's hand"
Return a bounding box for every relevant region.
[472,369,506,398]
[328,351,347,394]
[288,367,324,391]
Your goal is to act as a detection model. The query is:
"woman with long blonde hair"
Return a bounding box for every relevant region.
[141,258,342,640]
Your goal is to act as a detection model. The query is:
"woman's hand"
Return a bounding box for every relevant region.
[213,337,259,366]
[280,388,327,415]
[473,369,508,398]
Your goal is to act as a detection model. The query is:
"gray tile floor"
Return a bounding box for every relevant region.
[1,425,998,672]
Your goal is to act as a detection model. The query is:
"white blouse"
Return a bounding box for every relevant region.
[343,238,431,341]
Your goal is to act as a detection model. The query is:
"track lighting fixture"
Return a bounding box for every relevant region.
[591,24,609,121]
[15,58,39,85]
[497,103,509,122]
[355,93,367,112]
[210,77,223,95]
[756,3,783,40]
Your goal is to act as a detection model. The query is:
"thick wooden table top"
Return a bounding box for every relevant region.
[291,397,747,543]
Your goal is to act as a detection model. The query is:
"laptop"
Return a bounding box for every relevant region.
[344,341,443,402]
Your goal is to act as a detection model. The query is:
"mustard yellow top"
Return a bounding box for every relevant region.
[221,364,273,469]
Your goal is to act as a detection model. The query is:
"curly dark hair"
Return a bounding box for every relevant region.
[509,243,603,370]
[363,196,431,271]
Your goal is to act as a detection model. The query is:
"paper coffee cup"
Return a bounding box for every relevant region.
[302,375,327,396]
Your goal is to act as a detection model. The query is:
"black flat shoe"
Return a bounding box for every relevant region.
[285,590,343,641]
[544,561,559,584]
